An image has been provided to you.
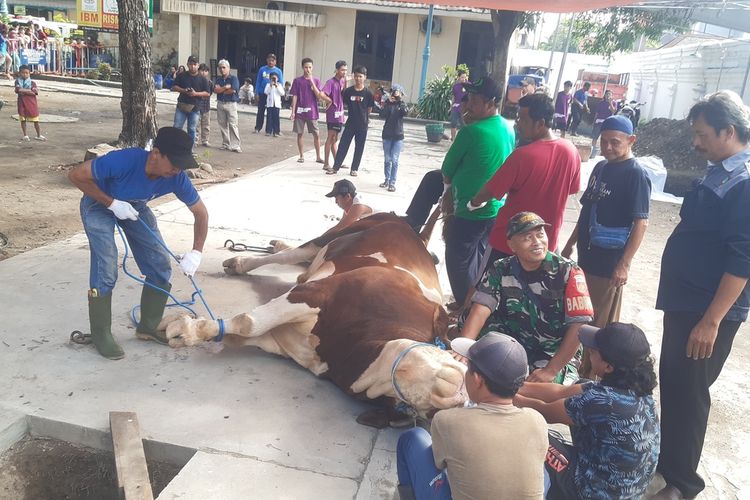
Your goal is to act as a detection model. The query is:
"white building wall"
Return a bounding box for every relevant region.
[152,1,488,101]
[624,39,750,121]
[298,7,355,79]
[395,13,462,98]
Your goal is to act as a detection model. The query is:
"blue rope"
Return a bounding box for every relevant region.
[215,319,225,342]
[116,218,222,336]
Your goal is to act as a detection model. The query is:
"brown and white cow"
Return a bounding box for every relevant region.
[161,213,467,415]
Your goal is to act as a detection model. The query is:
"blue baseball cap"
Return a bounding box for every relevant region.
[601,115,634,135]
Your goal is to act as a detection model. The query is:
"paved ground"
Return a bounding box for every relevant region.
[0,82,748,498]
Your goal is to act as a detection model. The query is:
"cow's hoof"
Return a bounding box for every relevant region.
[269,239,292,253]
[165,316,204,347]
[157,311,192,331]
[222,256,247,275]
[356,408,414,429]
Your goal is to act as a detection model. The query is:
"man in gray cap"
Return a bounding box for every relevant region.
[68,127,209,360]
[395,332,548,500]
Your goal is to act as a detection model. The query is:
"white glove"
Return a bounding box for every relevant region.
[466,199,487,212]
[179,250,202,277]
[108,199,139,221]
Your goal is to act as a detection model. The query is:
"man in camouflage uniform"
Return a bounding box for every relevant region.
[456,212,594,384]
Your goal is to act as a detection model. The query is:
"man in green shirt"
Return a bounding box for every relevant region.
[441,77,515,306]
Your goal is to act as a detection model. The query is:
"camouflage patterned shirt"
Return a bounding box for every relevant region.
[464,252,593,383]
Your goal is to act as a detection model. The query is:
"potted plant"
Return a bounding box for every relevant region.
[417,64,468,143]
[98,62,112,81]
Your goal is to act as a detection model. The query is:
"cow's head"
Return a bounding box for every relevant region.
[351,339,468,415]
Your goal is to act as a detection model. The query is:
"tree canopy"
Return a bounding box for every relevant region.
[543,8,691,57]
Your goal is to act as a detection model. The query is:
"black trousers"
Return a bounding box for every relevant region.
[444,216,493,304]
[255,93,268,132]
[333,125,367,172]
[658,311,741,498]
[405,169,443,231]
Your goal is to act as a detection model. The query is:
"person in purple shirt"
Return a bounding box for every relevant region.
[554,81,573,138]
[450,69,469,141]
[290,57,324,164]
[315,60,348,171]
[592,89,617,157]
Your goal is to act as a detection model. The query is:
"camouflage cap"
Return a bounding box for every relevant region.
[506,211,550,239]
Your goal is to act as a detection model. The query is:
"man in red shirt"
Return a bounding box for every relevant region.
[470,93,581,269]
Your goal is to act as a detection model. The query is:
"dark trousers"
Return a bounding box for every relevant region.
[333,125,367,172]
[570,106,583,134]
[405,169,443,231]
[444,216,493,304]
[266,107,280,135]
[658,311,741,498]
[255,93,268,132]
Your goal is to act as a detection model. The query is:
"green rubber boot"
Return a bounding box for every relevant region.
[88,293,125,360]
[135,282,171,345]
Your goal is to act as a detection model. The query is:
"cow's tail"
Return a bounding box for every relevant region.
[419,204,443,247]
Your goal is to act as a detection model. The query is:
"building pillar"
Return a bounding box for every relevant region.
[178,13,192,66]
[283,25,298,80]
[199,16,208,64]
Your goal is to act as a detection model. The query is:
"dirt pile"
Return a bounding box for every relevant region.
[634,118,707,196]
[634,118,705,172]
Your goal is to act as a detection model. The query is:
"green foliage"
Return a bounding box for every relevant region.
[85,69,99,80]
[571,8,690,58]
[416,64,469,121]
[98,62,112,81]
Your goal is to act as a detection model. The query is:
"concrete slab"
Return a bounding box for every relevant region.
[0,124,453,498]
[157,450,359,499]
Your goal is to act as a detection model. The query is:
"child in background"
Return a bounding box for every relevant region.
[197,63,213,147]
[239,78,254,104]
[15,65,45,141]
[264,73,284,137]
[281,81,293,109]
[379,84,408,192]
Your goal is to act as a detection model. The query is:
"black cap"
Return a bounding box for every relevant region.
[578,323,651,368]
[451,333,529,389]
[187,55,198,64]
[465,77,502,103]
[152,127,199,170]
[506,211,550,239]
[325,179,357,198]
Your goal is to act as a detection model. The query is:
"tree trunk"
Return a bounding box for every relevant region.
[117,0,158,147]
[490,10,521,112]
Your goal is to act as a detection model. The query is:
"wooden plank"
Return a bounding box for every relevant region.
[110,411,154,500]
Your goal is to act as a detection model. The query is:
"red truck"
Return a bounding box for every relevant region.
[576,69,629,100]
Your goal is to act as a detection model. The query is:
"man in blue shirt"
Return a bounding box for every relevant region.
[653,90,750,500]
[68,127,209,360]
[569,82,590,136]
[254,53,283,133]
[214,59,242,153]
